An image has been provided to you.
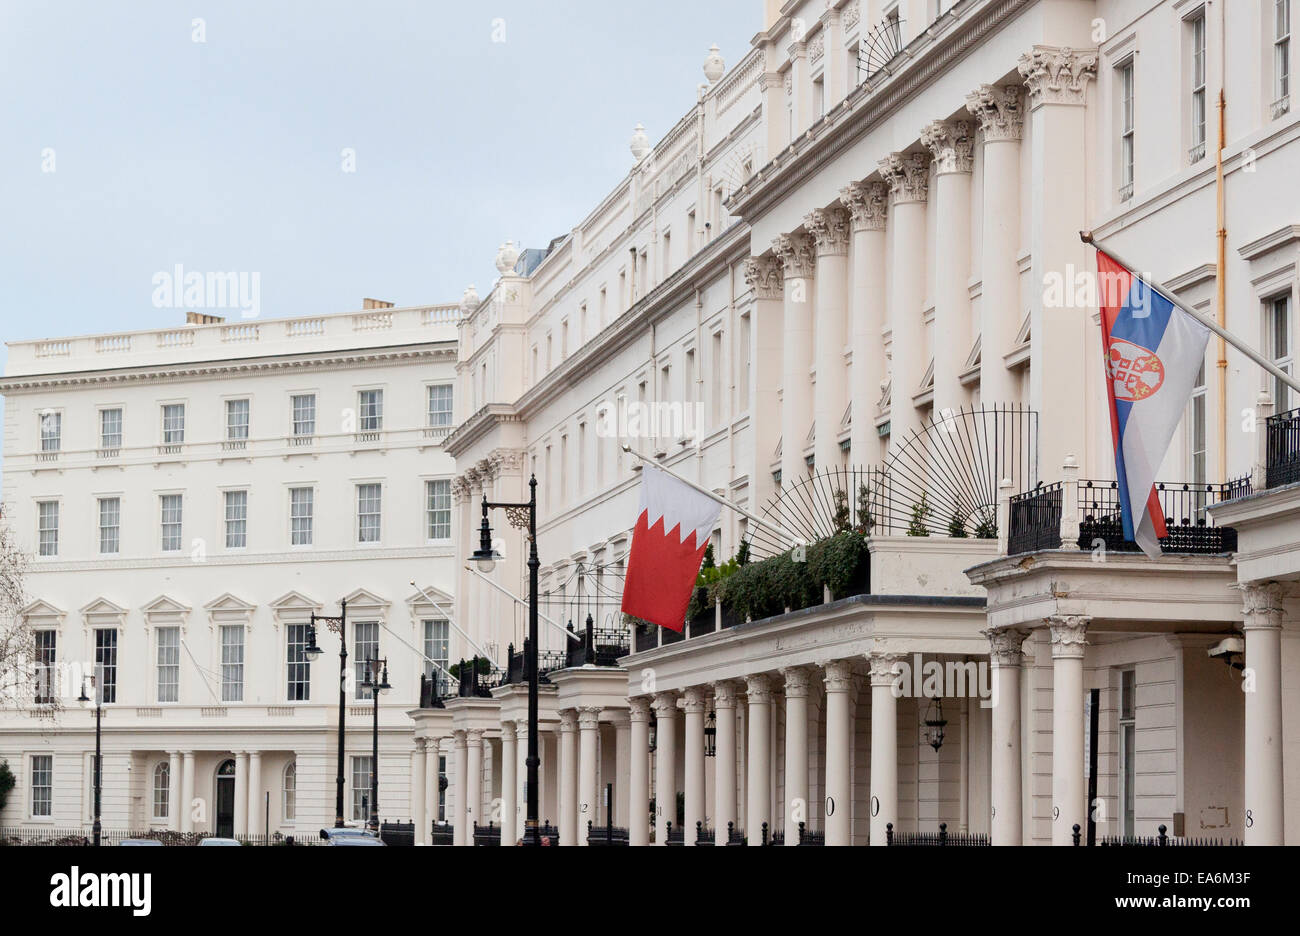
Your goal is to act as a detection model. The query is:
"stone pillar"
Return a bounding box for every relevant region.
[465,729,483,840]
[683,687,707,844]
[744,255,785,507]
[773,233,816,488]
[921,119,975,415]
[868,652,901,846]
[985,627,1030,845]
[651,692,677,845]
[822,661,855,846]
[745,674,772,845]
[515,722,528,842]
[1241,583,1285,845]
[558,710,578,847]
[499,725,515,846]
[1048,615,1089,846]
[232,752,248,837]
[629,697,652,846]
[840,180,888,466]
[410,743,426,842]
[424,738,440,842]
[782,667,811,845]
[758,49,787,163]
[167,751,181,832]
[452,730,468,846]
[712,681,738,838]
[789,39,812,134]
[878,152,929,452]
[966,84,1025,407]
[611,711,631,828]
[805,206,850,472]
[247,751,262,838]
[577,707,600,846]
[180,751,195,833]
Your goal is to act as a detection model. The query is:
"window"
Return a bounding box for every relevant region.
[738,313,752,412]
[428,384,454,427]
[225,399,250,441]
[686,211,696,256]
[35,630,56,704]
[100,408,123,450]
[1190,361,1207,485]
[290,487,314,546]
[661,231,672,280]
[813,75,825,118]
[221,625,244,702]
[39,411,61,452]
[561,319,570,359]
[291,394,316,437]
[423,619,449,696]
[437,755,447,820]
[286,623,311,701]
[160,494,183,551]
[358,389,383,432]
[31,755,52,817]
[1118,61,1135,200]
[685,348,696,405]
[426,479,451,540]
[95,628,118,704]
[156,626,179,703]
[282,763,296,822]
[1276,0,1292,117]
[98,497,120,555]
[153,762,170,820]
[1119,669,1136,837]
[37,501,58,556]
[223,490,248,548]
[1189,13,1206,161]
[712,331,725,425]
[354,621,379,700]
[351,756,374,822]
[357,483,381,543]
[161,403,185,445]
[1270,295,1293,411]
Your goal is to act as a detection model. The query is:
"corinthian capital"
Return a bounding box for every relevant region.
[803,205,850,257]
[743,255,784,300]
[983,626,1031,667]
[839,180,888,232]
[771,232,816,279]
[1047,615,1090,659]
[966,84,1025,141]
[921,120,975,174]
[866,651,904,687]
[1239,582,1286,630]
[1017,45,1098,106]
[878,152,929,204]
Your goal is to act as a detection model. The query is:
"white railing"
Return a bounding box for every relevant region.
[95,335,131,353]
[286,317,326,338]
[35,340,71,358]
[156,329,195,348]
[352,310,393,331]
[221,323,259,343]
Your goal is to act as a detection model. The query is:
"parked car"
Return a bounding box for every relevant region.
[198,837,242,846]
[319,827,385,846]
[118,839,163,846]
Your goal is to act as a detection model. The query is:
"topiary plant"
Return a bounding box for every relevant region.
[907,493,933,537]
[947,510,969,538]
[0,760,14,813]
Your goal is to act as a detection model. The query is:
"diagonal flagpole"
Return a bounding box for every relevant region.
[1081,231,1300,397]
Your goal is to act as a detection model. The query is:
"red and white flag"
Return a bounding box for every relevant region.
[621,465,721,632]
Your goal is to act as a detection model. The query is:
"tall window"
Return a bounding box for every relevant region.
[95,628,118,704]
[357,483,382,543]
[1119,60,1135,200]
[98,497,120,555]
[37,501,58,556]
[221,625,244,702]
[160,494,183,551]
[291,393,316,437]
[156,626,179,703]
[354,621,379,700]
[1119,669,1136,836]
[426,479,451,540]
[1270,294,1293,411]
[286,623,311,701]
[1189,13,1206,161]
[290,487,314,545]
[100,408,123,450]
[161,403,185,445]
[1190,361,1207,485]
[1276,0,1292,117]
[225,399,250,442]
[428,384,454,427]
[282,762,297,822]
[358,389,384,432]
[712,331,724,425]
[35,630,56,704]
[224,490,248,548]
[423,619,449,695]
[31,755,52,817]
[152,762,170,820]
[739,313,752,412]
[39,411,61,452]
[350,756,374,821]
[437,755,447,821]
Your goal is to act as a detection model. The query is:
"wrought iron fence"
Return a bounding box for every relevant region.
[1073,823,1239,846]
[1266,406,1300,488]
[1007,482,1063,554]
[564,617,630,668]
[430,821,454,846]
[725,822,746,846]
[885,822,989,846]
[587,820,630,846]
[796,822,825,846]
[0,827,321,846]
[378,820,414,846]
[693,821,716,845]
[472,822,501,846]
[1078,480,1240,554]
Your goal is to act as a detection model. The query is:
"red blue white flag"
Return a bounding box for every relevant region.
[621,465,721,632]
[1096,250,1210,558]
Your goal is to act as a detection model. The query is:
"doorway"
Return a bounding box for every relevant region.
[215,759,236,837]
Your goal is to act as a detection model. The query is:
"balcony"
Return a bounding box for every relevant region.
[1266,406,1300,489]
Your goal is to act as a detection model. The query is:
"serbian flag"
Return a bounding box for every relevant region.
[621,465,721,631]
[1097,250,1210,558]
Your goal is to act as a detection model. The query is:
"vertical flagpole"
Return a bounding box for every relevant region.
[1214,0,1229,482]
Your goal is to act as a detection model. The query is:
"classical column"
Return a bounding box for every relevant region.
[651,692,678,845]
[712,681,738,838]
[577,707,601,846]
[745,674,772,845]
[167,751,181,832]
[683,687,707,844]
[611,711,631,828]
[805,206,850,472]
[822,661,856,846]
[966,84,1025,407]
[1241,583,1285,845]
[411,743,426,843]
[868,652,902,846]
[466,729,484,840]
[180,751,195,833]
[628,697,652,846]
[878,152,929,452]
[499,722,516,845]
[424,738,440,843]
[782,667,812,845]
[515,722,528,842]
[247,751,263,838]
[452,730,468,845]
[840,180,888,466]
[772,233,816,488]
[232,752,248,837]
[744,255,785,508]
[558,710,578,847]
[985,627,1030,845]
[921,119,975,415]
[1048,615,1089,846]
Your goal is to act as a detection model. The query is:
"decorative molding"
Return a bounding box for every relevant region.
[651,691,678,717]
[921,119,975,174]
[711,680,739,708]
[1017,45,1098,107]
[577,706,602,729]
[743,255,785,299]
[1047,614,1090,659]
[879,152,929,204]
[628,696,652,721]
[1239,581,1286,629]
[822,659,856,693]
[781,666,813,698]
[772,232,817,279]
[843,0,861,31]
[744,673,772,703]
[867,651,904,687]
[683,686,708,714]
[1238,225,1300,261]
[839,180,888,232]
[983,626,1032,667]
[966,84,1025,141]
[803,205,851,256]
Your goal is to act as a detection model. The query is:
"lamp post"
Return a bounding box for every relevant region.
[470,476,540,845]
[306,599,347,828]
[361,657,391,834]
[77,676,102,847]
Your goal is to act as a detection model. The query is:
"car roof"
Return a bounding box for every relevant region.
[118,839,164,845]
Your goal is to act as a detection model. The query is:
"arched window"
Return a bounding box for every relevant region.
[152,762,170,819]
[282,761,296,823]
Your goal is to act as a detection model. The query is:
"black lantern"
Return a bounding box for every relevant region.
[924,695,947,751]
[648,710,658,753]
[704,710,717,758]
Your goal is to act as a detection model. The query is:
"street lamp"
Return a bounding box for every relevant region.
[924,695,947,752]
[308,598,348,828]
[471,477,541,845]
[77,675,102,846]
[360,658,391,834]
[704,710,717,758]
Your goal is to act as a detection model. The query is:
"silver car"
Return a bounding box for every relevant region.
[198,837,242,846]
[319,827,385,846]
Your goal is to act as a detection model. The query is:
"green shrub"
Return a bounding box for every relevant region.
[448,656,492,678]
[807,531,870,598]
[947,510,969,538]
[907,493,933,536]
[0,760,14,813]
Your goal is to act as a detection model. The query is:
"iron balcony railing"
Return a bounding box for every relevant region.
[564,617,631,668]
[1266,405,1300,488]
[1007,482,1063,554]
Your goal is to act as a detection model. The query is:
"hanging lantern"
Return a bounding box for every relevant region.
[704,710,717,758]
[648,710,658,753]
[924,695,947,752]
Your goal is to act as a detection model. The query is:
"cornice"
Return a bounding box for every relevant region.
[442,403,524,459]
[24,543,455,575]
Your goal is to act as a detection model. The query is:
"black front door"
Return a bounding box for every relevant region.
[215,759,235,837]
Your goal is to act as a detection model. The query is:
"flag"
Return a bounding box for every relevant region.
[621,464,721,632]
[1096,250,1211,558]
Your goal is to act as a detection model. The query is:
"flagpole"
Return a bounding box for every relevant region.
[1080,231,1300,396]
[462,565,581,644]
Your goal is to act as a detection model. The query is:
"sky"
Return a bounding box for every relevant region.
[0,0,757,349]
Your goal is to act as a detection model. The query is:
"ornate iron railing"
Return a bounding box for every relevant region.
[1078,480,1240,554]
[430,822,454,846]
[378,820,414,846]
[587,820,630,846]
[886,822,989,846]
[1266,406,1300,488]
[472,822,501,846]
[1073,822,1239,847]
[1007,482,1063,554]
